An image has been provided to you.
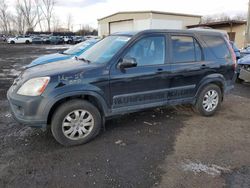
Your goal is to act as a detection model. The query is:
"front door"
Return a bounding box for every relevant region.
[109,34,171,112]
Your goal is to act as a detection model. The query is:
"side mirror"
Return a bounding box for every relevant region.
[118,57,137,69]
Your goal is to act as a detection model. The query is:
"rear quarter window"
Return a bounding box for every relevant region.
[201,35,230,59]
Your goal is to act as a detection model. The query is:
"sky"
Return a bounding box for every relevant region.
[7,0,249,30]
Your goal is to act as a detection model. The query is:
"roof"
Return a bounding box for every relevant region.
[98,11,202,21]
[111,29,225,37]
[187,20,247,28]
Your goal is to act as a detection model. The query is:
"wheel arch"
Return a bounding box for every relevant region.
[46,91,109,126]
[195,74,226,102]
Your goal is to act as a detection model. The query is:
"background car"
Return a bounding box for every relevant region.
[49,36,64,44]
[32,37,44,44]
[7,35,32,44]
[237,55,250,82]
[240,46,250,57]
[63,36,73,44]
[42,36,51,44]
[0,34,7,42]
[230,41,241,60]
[26,39,99,68]
[73,36,84,44]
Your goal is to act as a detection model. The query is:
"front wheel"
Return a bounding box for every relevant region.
[51,99,102,146]
[194,84,222,116]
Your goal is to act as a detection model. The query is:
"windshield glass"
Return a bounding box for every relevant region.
[78,35,131,64]
[64,40,96,55]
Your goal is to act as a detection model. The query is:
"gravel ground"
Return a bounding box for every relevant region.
[0,43,249,188]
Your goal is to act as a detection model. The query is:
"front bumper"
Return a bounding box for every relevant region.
[7,88,47,128]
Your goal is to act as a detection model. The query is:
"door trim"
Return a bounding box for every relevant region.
[112,84,196,109]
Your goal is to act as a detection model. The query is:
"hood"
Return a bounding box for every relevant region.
[28,53,70,67]
[21,58,99,81]
[238,55,250,65]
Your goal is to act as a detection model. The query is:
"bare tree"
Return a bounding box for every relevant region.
[201,13,231,24]
[38,0,55,32]
[17,0,39,31]
[232,12,247,21]
[0,0,11,34]
[52,15,61,32]
[66,13,73,31]
[35,0,45,32]
[14,2,26,34]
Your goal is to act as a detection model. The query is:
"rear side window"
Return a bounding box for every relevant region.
[201,35,230,59]
[171,36,202,63]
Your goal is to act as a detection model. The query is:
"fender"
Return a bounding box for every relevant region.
[43,86,110,120]
[195,73,226,98]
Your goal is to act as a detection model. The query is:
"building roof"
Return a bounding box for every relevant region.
[98,10,202,21]
[187,20,247,28]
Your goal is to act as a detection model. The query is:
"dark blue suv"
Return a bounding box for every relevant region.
[7,30,236,146]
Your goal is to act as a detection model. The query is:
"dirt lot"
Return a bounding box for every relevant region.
[0,43,249,188]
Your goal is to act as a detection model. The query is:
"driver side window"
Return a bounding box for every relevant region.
[124,36,166,66]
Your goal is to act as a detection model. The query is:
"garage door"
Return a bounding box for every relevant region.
[110,20,134,34]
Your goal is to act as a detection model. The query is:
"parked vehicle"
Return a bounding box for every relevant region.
[42,36,51,44]
[73,36,84,44]
[32,37,44,44]
[7,36,32,44]
[84,35,99,40]
[49,36,64,44]
[63,36,73,44]
[7,30,236,146]
[26,39,99,68]
[237,55,250,82]
[230,41,240,60]
[240,47,250,57]
[0,34,7,42]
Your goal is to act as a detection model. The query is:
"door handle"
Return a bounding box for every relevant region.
[156,68,163,73]
[201,64,207,69]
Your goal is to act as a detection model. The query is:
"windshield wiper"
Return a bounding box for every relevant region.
[74,56,91,63]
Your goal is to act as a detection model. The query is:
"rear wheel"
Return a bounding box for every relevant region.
[51,99,102,146]
[195,84,222,116]
[25,40,30,44]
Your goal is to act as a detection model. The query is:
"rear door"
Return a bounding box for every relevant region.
[109,34,171,111]
[168,34,206,101]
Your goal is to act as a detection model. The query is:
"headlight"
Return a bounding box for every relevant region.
[17,77,50,96]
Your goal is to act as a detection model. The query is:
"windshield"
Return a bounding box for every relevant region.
[78,35,131,64]
[64,40,97,55]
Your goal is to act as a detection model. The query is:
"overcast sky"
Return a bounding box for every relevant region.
[8,0,249,30]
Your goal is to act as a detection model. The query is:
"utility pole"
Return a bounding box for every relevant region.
[245,0,250,47]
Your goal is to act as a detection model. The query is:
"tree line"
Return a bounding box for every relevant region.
[0,0,96,35]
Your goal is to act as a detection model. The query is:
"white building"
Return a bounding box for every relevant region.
[98,11,202,37]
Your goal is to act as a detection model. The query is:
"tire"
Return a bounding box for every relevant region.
[51,99,102,146]
[10,41,15,44]
[25,40,30,44]
[194,84,222,116]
